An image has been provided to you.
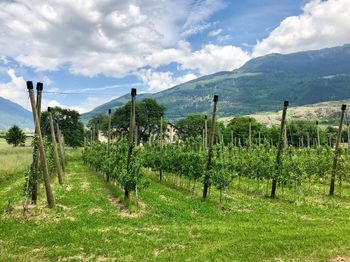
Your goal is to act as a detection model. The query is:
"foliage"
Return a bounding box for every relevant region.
[112,98,166,143]
[83,139,146,197]
[175,114,207,140]
[41,107,84,148]
[5,125,26,147]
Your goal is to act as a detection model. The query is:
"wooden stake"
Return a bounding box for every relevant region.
[31,82,43,204]
[271,100,288,198]
[56,123,66,168]
[107,109,112,154]
[27,81,55,208]
[126,88,136,199]
[48,107,63,185]
[284,122,288,147]
[347,124,350,154]
[329,104,346,196]
[248,118,252,147]
[203,95,218,199]
[316,121,320,148]
[204,115,208,149]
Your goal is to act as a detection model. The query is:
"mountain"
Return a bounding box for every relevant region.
[83,44,350,122]
[220,99,350,127]
[0,97,33,131]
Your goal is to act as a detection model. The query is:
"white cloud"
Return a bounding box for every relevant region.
[137,69,196,92]
[43,96,113,113]
[253,0,350,57]
[0,0,224,78]
[0,68,28,108]
[208,28,223,37]
[179,44,251,75]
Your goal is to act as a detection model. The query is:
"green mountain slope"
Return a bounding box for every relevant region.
[0,97,33,131]
[220,99,350,126]
[83,44,350,122]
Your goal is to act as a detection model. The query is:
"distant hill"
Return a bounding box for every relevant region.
[220,100,350,127]
[0,97,33,131]
[83,44,350,122]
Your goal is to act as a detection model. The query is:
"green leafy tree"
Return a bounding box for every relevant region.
[41,107,84,148]
[225,117,267,146]
[175,114,207,140]
[5,125,26,147]
[112,98,166,143]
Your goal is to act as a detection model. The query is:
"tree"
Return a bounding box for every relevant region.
[5,125,26,147]
[176,114,206,140]
[112,98,166,143]
[87,114,109,139]
[41,107,84,148]
[225,117,266,146]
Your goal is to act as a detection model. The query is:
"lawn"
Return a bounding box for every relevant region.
[0,147,350,261]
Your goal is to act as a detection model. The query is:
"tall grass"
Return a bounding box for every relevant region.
[0,138,32,184]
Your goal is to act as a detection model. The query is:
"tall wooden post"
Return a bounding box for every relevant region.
[31,82,43,204]
[126,88,136,199]
[160,113,163,146]
[27,81,55,208]
[108,109,112,154]
[347,124,350,154]
[316,121,320,148]
[248,118,252,147]
[56,123,66,168]
[307,132,310,148]
[48,107,63,185]
[284,122,288,147]
[329,104,347,196]
[204,115,208,149]
[271,100,288,198]
[203,95,218,199]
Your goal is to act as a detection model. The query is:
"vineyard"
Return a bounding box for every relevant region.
[1,86,350,261]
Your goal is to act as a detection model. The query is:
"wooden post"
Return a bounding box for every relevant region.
[108,109,112,154]
[160,113,163,146]
[347,124,350,154]
[271,100,288,198]
[248,118,252,147]
[316,121,320,148]
[31,82,43,204]
[126,88,136,199]
[27,81,55,208]
[307,132,310,148]
[203,95,218,199]
[48,107,63,185]
[329,104,346,196]
[284,122,288,147]
[204,115,208,149]
[56,123,66,168]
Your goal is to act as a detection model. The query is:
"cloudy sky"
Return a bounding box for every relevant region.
[0,0,350,113]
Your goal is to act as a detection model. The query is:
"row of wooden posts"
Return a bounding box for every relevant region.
[87,88,347,199]
[26,81,66,209]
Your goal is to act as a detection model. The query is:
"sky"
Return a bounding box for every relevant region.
[0,0,350,113]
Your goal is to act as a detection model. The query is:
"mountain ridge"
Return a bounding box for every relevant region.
[0,97,33,131]
[81,43,350,122]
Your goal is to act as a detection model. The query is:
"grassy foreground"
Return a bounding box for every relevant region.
[1,148,350,261]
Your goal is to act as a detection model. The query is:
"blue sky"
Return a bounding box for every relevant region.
[0,0,349,113]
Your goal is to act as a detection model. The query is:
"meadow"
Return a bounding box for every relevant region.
[0,138,350,261]
[0,138,32,184]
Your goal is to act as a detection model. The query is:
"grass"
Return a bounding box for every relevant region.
[0,138,32,184]
[1,147,350,261]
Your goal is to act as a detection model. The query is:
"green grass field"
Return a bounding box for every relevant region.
[1,141,350,261]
